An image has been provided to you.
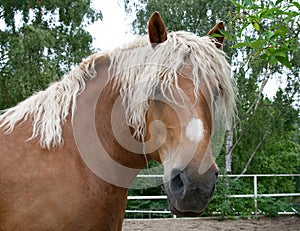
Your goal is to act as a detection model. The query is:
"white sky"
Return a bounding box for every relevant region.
[87,0,136,51]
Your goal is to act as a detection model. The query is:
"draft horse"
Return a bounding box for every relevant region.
[0,12,235,230]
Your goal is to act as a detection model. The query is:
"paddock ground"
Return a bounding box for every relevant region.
[122,215,299,231]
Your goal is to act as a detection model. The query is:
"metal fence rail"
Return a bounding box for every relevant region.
[126,174,300,217]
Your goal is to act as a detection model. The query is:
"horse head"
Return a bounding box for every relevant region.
[145,12,233,216]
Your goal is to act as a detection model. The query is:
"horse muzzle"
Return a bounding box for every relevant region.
[164,166,218,216]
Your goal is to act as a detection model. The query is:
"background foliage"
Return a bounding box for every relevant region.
[0,0,102,109]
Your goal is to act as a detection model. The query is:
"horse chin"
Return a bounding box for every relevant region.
[169,203,203,217]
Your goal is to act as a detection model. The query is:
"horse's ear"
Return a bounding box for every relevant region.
[207,22,225,49]
[148,12,167,48]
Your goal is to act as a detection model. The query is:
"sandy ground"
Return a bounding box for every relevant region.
[122,216,300,231]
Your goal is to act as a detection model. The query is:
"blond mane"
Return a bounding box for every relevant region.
[0,54,101,149]
[108,32,235,139]
[0,31,235,149]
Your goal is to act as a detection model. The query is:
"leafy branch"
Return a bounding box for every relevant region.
[229,0,299,69]
[238,129,270,177]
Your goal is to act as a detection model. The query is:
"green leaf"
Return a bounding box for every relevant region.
[231,42,251,49]
[260,8,287,19]
[291,2,300,10]
[220,30,230,39]
[230,0,243,9]
[210,33,224,38]
[260,53,268,60]
[262,31,275,40]
[268,54,277,65]
[273,47,289,56]
[249,39,267,49]
[274,26,289,38]
[276,56,292,69]
[275,0,283,5]
[242,0,253,8]
[252,22,260,31]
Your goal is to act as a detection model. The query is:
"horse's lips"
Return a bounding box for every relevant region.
[169,203,203,217]
[164,183,207,217]
[164,181,211,217]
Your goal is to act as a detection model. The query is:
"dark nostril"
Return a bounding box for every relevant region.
[170,169,184,196]
[172,173,184,189]
[215,171,219,178]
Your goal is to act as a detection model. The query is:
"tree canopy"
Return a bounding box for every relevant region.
[0,0,102,109]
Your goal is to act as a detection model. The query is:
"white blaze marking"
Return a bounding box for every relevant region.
[185,118,204,142]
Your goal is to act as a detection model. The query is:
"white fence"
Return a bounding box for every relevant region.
[126,174,300,218]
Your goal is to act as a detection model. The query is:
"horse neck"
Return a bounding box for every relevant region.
[73,55,148,189]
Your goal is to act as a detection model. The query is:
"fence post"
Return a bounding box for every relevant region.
[254,175,258,215]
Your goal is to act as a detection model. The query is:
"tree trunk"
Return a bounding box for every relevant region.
[225,129,233,174]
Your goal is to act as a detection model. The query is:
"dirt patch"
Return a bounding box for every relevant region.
[122,216,299,231]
